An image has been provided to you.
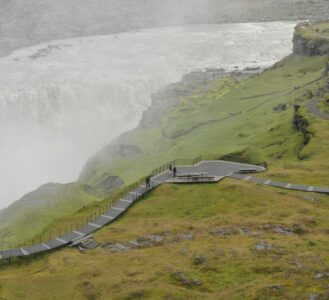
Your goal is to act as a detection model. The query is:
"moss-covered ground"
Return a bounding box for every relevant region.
[4,51,329,245]
[1,181,329,299]
[1,29,329,299]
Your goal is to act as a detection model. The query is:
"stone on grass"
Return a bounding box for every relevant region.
[211,227,237,236]
[171,271,203,288]
[193,255,206,266]
[255,241,273,251]
[268,284,282,290]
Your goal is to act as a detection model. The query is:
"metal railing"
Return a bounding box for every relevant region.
[0,154,266,251]
[0,159,177,251]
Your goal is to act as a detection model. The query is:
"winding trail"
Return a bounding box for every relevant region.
[306,97,329,120]
[1,160,329,261]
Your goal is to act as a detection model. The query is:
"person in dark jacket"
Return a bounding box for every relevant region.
[146,175,151,190]
[173,166,177,178]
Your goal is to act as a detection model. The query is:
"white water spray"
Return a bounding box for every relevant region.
[0,22,295,208]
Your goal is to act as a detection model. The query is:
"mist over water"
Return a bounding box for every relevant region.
[0,22,295,209]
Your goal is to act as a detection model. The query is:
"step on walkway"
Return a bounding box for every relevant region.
[1,160,328,261]
[0,170,172,261]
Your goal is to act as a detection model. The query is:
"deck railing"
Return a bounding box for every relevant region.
[0,154,266,251]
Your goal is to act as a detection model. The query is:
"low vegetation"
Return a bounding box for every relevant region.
[1,181,329,299]
[1,22,329,300]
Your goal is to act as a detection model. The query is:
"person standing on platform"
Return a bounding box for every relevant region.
[146,175,151,190]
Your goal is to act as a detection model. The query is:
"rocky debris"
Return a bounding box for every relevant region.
[272,225,294,235]
[289,260,303,269]
[211,227,238,236]
[102,232,194,252]
[267,284,283,290]
[273,103,288,112]
[259,223,308,235]
[239,227,251,235]
[130,234,165,248]
[314,272,329,279]
[171,271,202,288]
[103,235,164,252]
[292,224,308,235]
[255,241,273,252]
[309,291,329,300]
[211,226,255,237]
[103,242,131,252]
[176,233,194,241]
[193,255,206,266]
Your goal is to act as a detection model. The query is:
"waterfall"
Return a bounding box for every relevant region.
[0,22,296,208]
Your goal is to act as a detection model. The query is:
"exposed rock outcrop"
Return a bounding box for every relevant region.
[293,22,329,56]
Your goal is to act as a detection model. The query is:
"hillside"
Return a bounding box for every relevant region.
[1,181,329,299]
[1,22,329,249]
[0,21,329,299]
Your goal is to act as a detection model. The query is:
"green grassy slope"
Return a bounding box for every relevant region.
[26,51,329,255]
[83,54,329,189]
[295,21,329,42]
[0,182,100,241]
[2,23,329,246]
[1,181,329,299]
[1,23,329,300]
[1,52,328,244]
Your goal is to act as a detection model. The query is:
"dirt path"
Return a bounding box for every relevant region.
[306,97,329,120]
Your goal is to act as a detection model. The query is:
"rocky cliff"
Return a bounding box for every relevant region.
[293,21,329,56]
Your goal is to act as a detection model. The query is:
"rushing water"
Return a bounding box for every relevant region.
[0,22,296,208]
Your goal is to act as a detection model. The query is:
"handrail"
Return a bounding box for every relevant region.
[0,154,266,252]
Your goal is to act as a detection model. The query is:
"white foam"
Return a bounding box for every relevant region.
[0,22,296,208]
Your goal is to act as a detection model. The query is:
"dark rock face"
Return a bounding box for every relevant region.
[94,175,124,195]
[139,68,227,129]
[293,34,329,56]
[293,33,329,56]
[293,105,312,146]
[292,22,329,56]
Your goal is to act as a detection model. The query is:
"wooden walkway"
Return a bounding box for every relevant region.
[1,160,328,261]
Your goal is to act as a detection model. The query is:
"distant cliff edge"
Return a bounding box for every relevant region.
[293,21,329,56]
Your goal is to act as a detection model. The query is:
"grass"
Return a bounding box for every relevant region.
[295,21,329,41]
[84,54,329,190]
[3,51,328,243]
[1,181,329,299]
[1,24,329,299]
